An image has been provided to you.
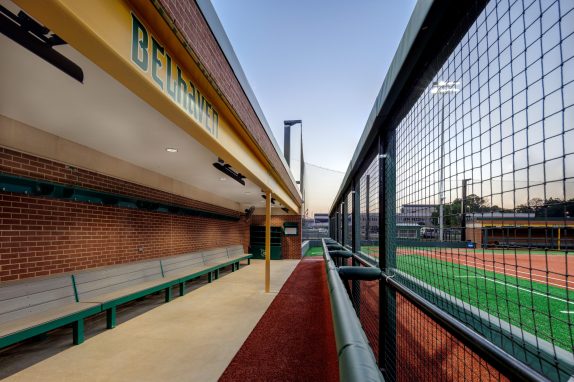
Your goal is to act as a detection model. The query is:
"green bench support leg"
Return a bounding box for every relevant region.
[231,263,236,272]
[73,319,85,345]
[248,258,251,265]
[165,287,173,302]
[208,272,213,283]
[106,307,116,329]
[215,269,220,280]
[179,282,185,296]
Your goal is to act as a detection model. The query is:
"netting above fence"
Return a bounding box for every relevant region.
[392,0,573,379]
[331,0,574,380]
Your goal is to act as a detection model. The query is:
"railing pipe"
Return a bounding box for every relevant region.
[322,239,385,382]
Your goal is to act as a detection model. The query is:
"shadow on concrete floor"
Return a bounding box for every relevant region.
[0,265,239,379]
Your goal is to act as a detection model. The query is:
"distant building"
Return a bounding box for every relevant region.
[314,213,329,227]
[396,204,438,226]
[467,214,573,249]
[360,213,380,240]
[303,213,328,229]
[358,203,437,240]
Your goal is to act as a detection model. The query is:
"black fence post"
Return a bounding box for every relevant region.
[352,178,361,314]
[379,132,397,379]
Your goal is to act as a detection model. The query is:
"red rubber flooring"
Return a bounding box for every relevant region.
[219,258,339,382]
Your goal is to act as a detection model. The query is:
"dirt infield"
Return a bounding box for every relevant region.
[396,247,573,288]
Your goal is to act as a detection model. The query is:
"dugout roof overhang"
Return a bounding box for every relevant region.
[0,0,301,214]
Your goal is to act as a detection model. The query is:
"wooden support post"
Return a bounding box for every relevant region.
[265,191,271,293]
[73,319,84,345]
[106,307,116,329]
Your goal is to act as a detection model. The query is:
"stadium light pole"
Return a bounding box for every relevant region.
[461,178,472,242]
[284,120,303,194]
[431,81,460,242]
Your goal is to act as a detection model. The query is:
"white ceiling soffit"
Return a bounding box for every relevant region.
[0,17,268,211]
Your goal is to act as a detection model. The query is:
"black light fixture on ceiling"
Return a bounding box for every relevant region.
[212,158,246,186]
[281,207,289,213]
[244,206,255,219]
[0,5,84,82]
[261,194,275,204]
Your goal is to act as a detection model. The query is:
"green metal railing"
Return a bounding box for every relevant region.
[322,239,384,382]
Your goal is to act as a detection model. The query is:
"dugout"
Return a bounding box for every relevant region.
[0,0,302,284]
[467,217,574,250]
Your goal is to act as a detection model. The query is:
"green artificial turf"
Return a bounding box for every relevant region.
[305,246,323,257]
[397,254,574,351]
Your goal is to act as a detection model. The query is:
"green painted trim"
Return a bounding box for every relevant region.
[165,287,172,302]
[71,275,79,302]
[0,173,240,222]
[72,319,84,345]
[0,305,101,349]
[106,307,116,329]
[100,280,176,310]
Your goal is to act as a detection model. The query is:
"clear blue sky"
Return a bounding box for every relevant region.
[211,0,417,174]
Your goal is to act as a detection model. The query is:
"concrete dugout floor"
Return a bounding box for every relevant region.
[0,259,299,382]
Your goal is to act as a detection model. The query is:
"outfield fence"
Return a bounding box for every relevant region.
[329,0,573,380]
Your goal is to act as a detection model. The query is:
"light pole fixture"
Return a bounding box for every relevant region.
[431,81,460,242]
[461,178,472,242]
[431,81,460,94]
[284,120,304,195]
[283,120,302,166]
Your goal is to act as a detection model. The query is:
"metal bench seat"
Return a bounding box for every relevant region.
[0,302,100,346]
[0,275,100,347]
[0,245,253,349]
[74,260,171,329]
[227,244,248,260]
[202,247,230,265]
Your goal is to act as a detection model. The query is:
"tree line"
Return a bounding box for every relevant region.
[431,195,574,227]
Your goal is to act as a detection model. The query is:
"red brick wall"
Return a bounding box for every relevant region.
[156,0,301,204]
[0,148,250,282]
[251,215,302,260]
